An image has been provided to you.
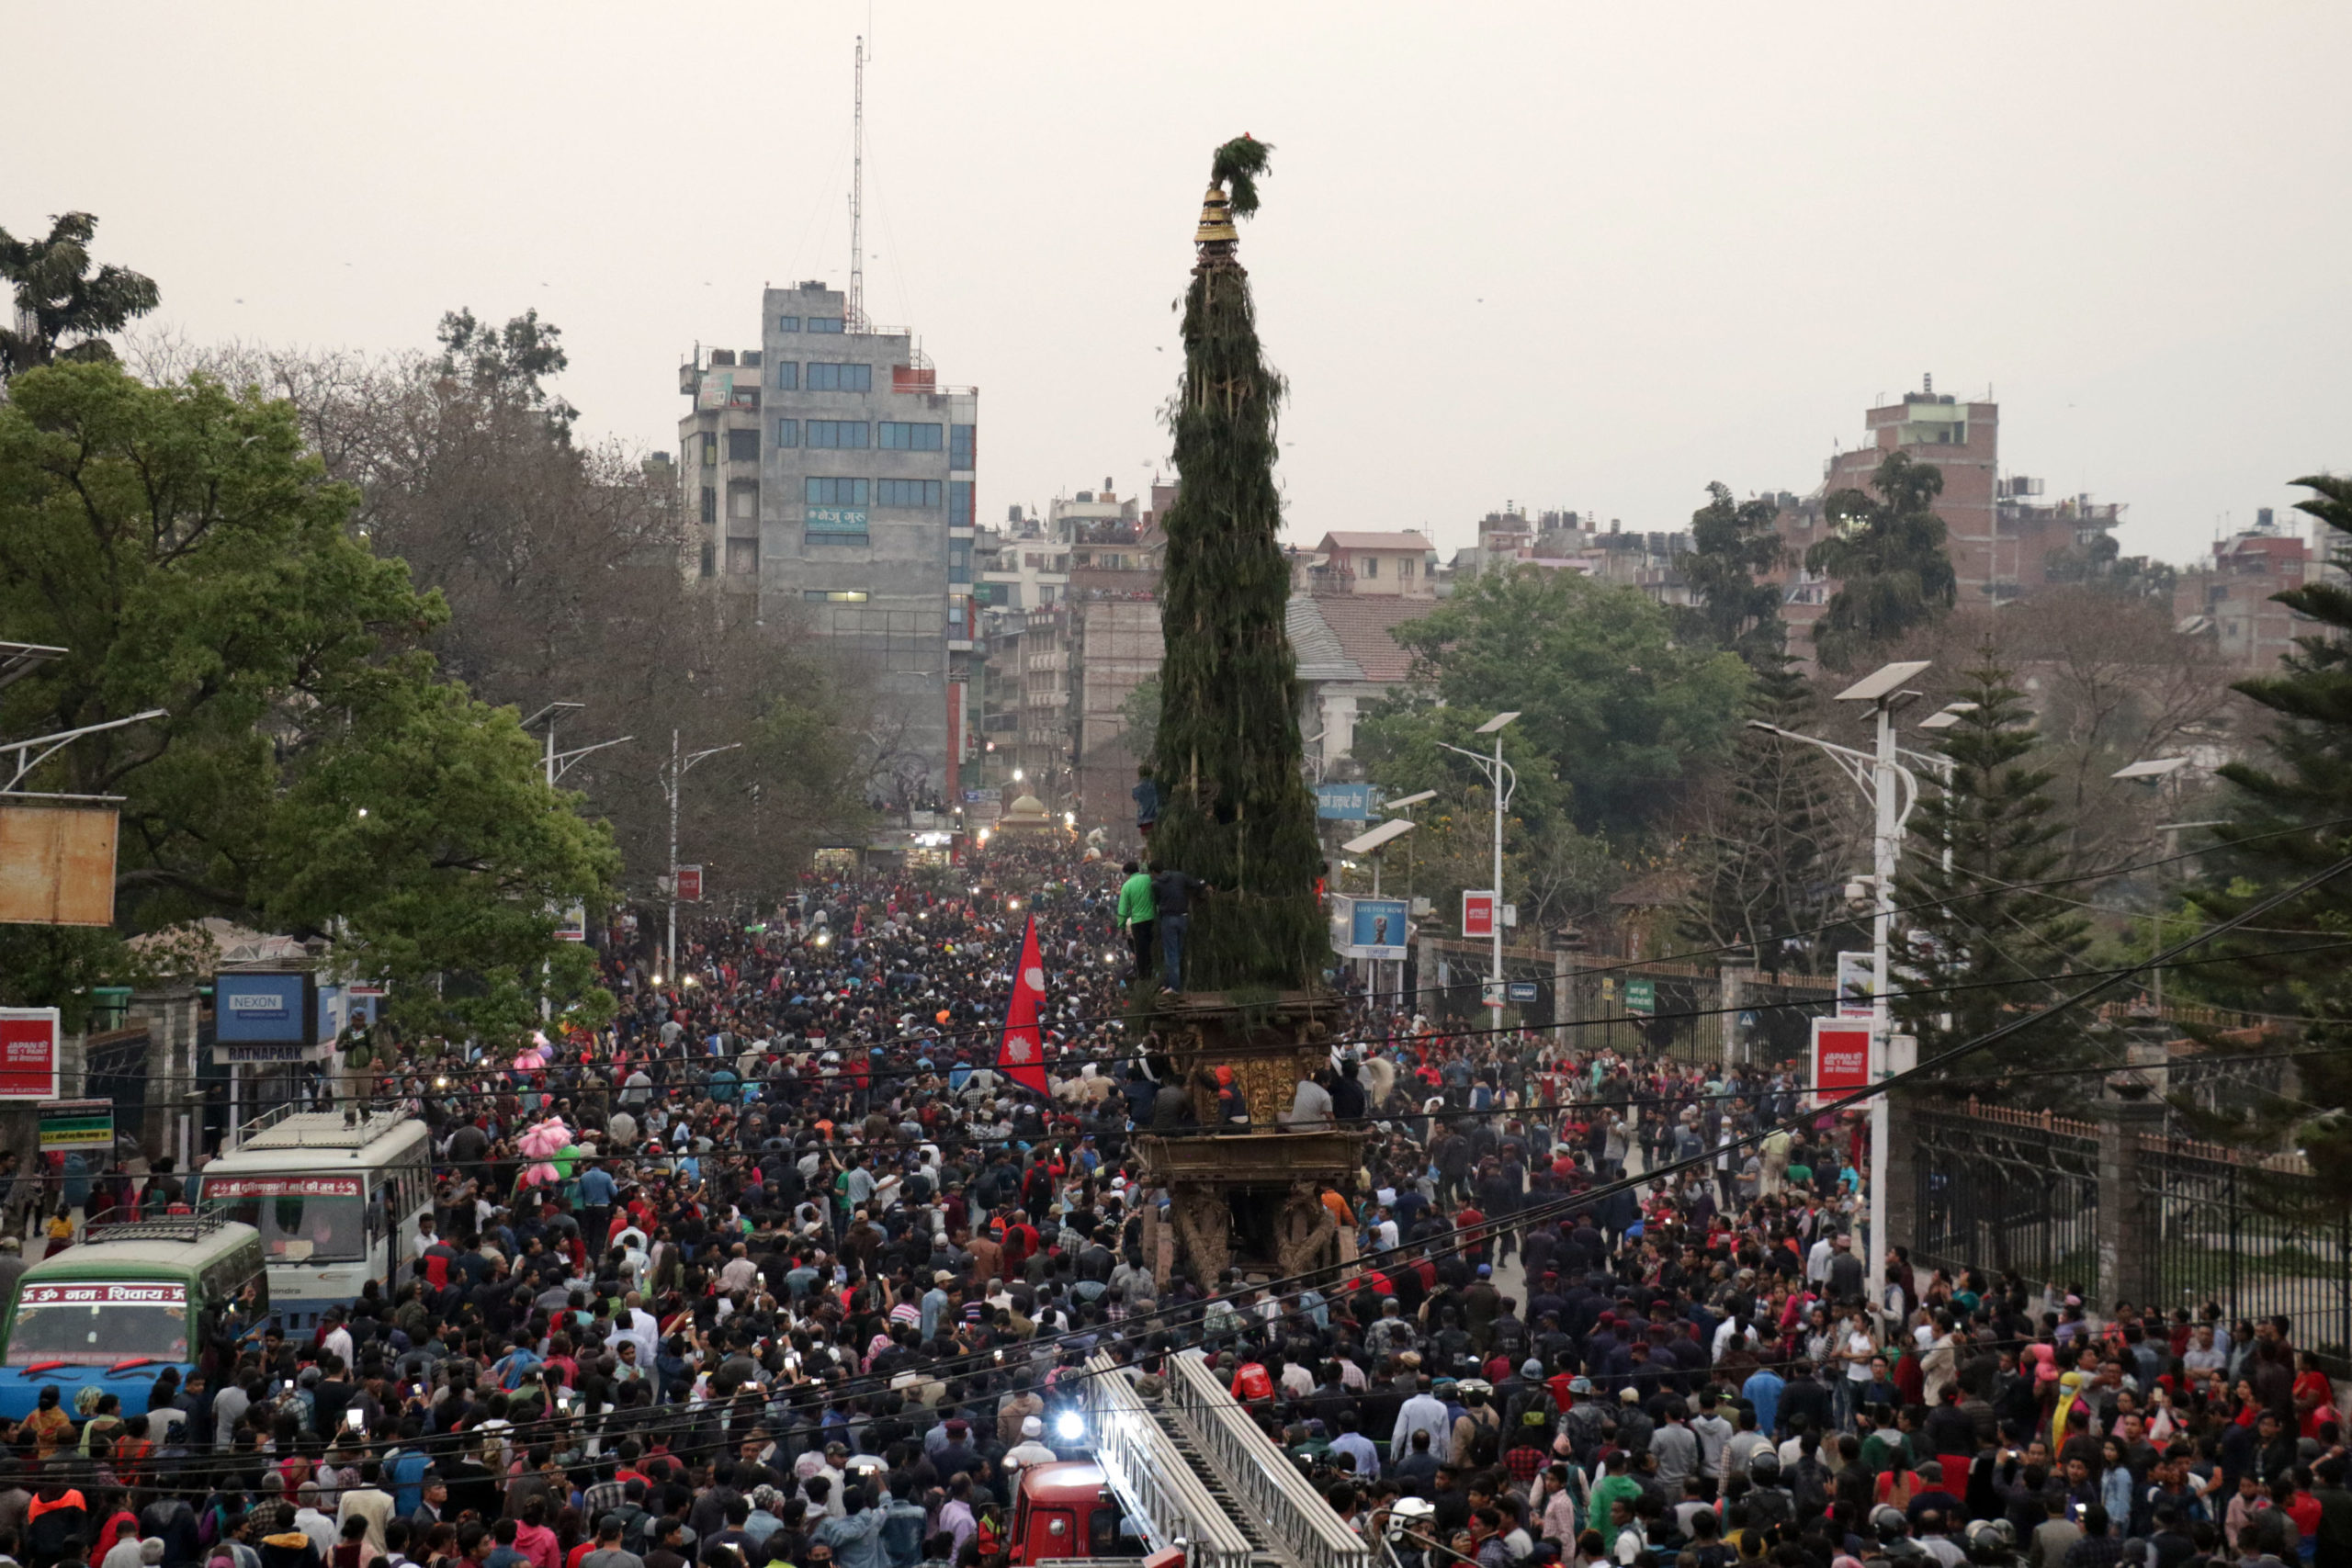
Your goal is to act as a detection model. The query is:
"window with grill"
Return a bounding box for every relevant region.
[726,429,760,463]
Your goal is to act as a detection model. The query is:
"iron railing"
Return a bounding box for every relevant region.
[1079,1351,1256,1568]
[1165,1349,1374,1568]
[1911,1106,2103,1300]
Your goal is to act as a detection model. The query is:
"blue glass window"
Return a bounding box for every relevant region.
[877,422,944,451]
[876,479,943,507]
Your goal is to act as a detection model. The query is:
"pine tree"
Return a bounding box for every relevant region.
[1680,653,1852,973]
[2185,475,2352,1179]
[1894,651,2094,1091]
[1148,137,1329,992]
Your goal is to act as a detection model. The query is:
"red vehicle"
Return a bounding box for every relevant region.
[1005,1461,1170,1566]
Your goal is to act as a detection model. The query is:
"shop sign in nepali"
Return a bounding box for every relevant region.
[37,1100,112,1151]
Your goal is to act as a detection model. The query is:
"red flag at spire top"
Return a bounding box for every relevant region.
[997,913,1049,1095]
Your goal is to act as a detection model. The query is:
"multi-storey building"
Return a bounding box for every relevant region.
[1068,482,1171,834]
[2177,510,2332,671]
[973,502,1073,804]
[678,280,978,807]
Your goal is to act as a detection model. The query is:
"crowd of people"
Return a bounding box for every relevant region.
[1,843,2345,1568]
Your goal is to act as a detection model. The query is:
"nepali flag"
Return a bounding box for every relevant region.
[997,913,1050,1095]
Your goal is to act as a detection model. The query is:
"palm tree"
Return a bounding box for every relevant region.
[0,211,160,381]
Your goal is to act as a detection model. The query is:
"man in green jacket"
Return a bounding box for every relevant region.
[1116,860,1156,981]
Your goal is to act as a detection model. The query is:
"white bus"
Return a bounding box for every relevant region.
[192,1109,432,1331]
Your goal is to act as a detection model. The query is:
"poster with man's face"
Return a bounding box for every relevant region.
[1349,898,1408,959]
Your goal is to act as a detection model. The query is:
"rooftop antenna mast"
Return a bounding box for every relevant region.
[849,35,866,332]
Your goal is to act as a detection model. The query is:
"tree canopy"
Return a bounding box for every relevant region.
[0,359,616,1036]
[1365,566,1751,840]
[1806,451,1958,671]
[0,212,158,381]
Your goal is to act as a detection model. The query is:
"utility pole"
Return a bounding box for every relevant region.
[664,729,741,986]
[522,705,630,1019]
[1750,660,1929,1323]
[1439,712,1519,1010]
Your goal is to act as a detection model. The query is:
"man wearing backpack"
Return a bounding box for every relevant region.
[1453,1382,1504,1469]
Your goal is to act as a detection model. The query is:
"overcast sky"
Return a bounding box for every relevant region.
[14,2,2349,567]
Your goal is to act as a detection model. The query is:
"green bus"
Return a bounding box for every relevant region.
[0,1213,266,1419]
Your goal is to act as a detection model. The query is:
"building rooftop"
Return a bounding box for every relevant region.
[1289,594,1433,687]
[1317,531,1434,553]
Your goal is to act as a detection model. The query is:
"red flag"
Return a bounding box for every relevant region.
[997,913,1050,1095]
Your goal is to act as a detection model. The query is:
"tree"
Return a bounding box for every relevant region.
[2181,475,2352,1179]
[137,319,873,903]
[1677,481,1786,666]
[1364,566,1751,839]
[0,213,158,381]
[1148,136,1330,992]
[0,360,616,1039]
[1893,650,2095,1090]
[1806,451,1958,671]
[1678,656,1858,969]
[1119,674,1160,773]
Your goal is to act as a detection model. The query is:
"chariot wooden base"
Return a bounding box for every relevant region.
[1131,988,1366,1288]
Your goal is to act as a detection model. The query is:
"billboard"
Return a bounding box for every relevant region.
[214,972,317,1043]
[1343,897,1409,960]
[675,865,704,902]
[555,903,587,942]
[1462,889,1497,940]
[0,805,119,926]
[1811,1019,1874,1100]
[0,1010,60,1101]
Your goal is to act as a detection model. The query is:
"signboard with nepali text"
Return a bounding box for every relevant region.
[17,1282,184,1308]
[37,1100,112,1151]
[0,1009,60,1101]
[675,866,704,902]
[199,1174,365,1200]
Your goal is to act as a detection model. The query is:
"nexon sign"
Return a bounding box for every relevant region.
[212,972,316,1044]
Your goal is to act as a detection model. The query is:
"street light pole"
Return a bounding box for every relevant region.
[664,728,743,987]
[1439,712,1520,1010]
[1749,660,1928,1322]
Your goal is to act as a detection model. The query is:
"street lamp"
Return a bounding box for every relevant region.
[662,729,743,987]
[1438,711,1520,1010]
[1341,816,1418,1009]
[1750,660,1928,1321]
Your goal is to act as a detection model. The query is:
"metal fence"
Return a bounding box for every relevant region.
[1912,1102,2352,1369]
[2130,1134,2352,1367]
[1912,1104,2105,1299]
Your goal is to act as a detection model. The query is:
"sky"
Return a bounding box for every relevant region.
[12,2,2350,568]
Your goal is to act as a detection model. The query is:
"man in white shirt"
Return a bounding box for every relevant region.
[1004,1416,1058,1472]
[1390,1378,1452,1462]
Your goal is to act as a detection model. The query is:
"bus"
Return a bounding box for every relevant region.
[0,1213,266,1419]
[192,1108,432,1331]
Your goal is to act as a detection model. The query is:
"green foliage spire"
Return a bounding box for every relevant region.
[1894,649,2094,1089]
[1210,136,1273,219]
[2184,474,2352,1179]
[1148,137,1329,992]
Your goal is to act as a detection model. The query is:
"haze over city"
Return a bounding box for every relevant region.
[12,0,2348,562]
